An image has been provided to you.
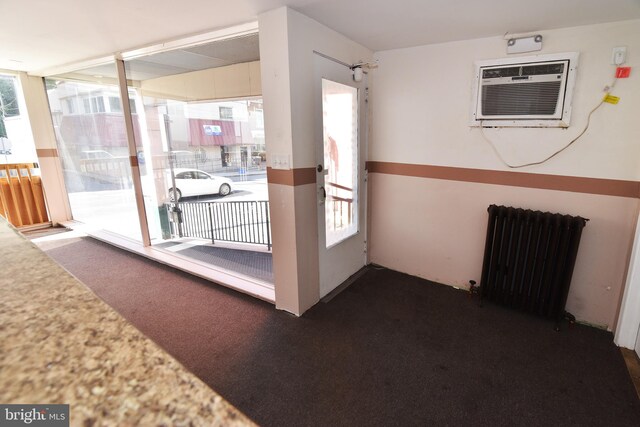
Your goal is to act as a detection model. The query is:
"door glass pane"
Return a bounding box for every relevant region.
[322,79,358,247]
[45,65,142,240]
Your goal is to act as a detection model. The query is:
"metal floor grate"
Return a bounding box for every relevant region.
[158,241,273,283]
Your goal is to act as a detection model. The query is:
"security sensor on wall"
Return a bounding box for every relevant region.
[353,67,364,82]
[507,35,543,54]
[351,60,378,81]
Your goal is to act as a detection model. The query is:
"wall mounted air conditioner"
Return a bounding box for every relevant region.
[470,52,579,128]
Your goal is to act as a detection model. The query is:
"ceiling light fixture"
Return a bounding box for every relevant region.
[507,35,543,54]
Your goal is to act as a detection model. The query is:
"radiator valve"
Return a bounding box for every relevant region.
[469,280,479,298]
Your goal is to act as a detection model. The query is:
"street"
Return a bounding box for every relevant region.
[184,177,268,202]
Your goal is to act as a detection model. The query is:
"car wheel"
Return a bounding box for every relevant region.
[168,188,182,202]
[219,183,231,196]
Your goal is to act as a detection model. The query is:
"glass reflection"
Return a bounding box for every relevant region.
[322,78,359,248]
[45,67,141,240]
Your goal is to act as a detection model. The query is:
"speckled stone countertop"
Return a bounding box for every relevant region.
[0,219,255,427]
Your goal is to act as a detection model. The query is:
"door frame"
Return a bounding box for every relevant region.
[313,51,368,299]
[615,211,640,355]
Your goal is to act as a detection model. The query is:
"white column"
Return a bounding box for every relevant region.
[19,73,72,224]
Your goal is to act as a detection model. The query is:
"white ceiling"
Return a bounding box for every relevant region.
[61,34,260,82]
[124,34,260,81]
[2,0,640,73]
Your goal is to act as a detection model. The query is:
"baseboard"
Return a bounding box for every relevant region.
[321,265,370,303]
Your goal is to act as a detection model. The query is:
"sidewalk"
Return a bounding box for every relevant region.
[214,168,266,182]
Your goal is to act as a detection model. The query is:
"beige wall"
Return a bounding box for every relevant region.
[369,173,639,328]
[368,20,640,329]
[371,20,640,179]
[259,7,372,315]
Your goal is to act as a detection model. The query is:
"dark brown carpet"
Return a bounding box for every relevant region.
[38,236,640,426]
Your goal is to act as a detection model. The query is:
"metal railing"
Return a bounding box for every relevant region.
[326,181,353,229]
[166,200,271,250]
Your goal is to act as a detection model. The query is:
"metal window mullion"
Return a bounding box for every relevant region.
[115,59,151,247]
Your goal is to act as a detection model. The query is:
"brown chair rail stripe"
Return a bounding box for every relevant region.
[367,161,640,199]
[36,148,59,158]
[267,167,316,186]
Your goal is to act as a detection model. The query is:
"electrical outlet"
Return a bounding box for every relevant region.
[612,46,627,65]
[271,154,291,170]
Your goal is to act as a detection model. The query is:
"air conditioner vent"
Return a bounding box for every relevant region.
[483,66,521,79]
[471,52,579,128]
[522,63,564,76]
[481,81,562,116]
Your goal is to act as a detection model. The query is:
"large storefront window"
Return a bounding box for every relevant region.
[45,65,142,240]
[0,73,48,228]
[42,33,273,290]
[0,74,37,165]
[123,38,270,282]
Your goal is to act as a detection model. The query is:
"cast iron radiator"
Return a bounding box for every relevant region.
[479,205,588,325]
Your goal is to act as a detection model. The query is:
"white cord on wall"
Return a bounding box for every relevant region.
[479,78,618,169]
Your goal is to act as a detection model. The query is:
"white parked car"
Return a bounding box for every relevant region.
[168,168,232,201]
[80,150,115,159]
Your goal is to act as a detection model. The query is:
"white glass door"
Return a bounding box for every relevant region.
[315,54,367,298]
